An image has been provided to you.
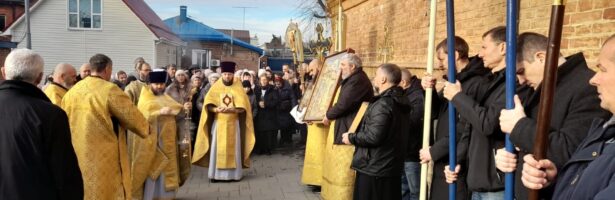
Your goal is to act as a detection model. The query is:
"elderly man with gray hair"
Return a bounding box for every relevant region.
[0,49,84,199]
[321,53,374,199]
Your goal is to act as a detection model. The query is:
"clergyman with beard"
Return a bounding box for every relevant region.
[129,69,190,199]
[192,61,256,181]
[44,63,77,106]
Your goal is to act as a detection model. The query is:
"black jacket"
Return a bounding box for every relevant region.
[0,80,83,200]
[552,117,615,200]
[276,82,297,129]
[510,53,610,199]
[349,86,410,177]
[403,76,425,162]
[429,56,489,200]
[326,67,374,144]
[254,84,279,131]
[430,56,490,165]
[451,68,507,192]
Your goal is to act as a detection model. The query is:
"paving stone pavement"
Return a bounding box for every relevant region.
[176,145,321,200]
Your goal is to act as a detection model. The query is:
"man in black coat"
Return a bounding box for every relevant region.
[0,49,83,200]
[520,34,615,200]
[323,53,374,144]
[443,26,509,198]
[494,32,610,199]
[342,63,410,200]
[420,36,490,200]
[399,68,425,200]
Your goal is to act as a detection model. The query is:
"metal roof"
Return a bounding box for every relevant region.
[122,0,183,45]
[163,16,264,54]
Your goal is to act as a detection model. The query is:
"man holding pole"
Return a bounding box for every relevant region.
[421,36,490,200]
[521,34,615,199]
[494,32,609,199]
[443,26,508,199]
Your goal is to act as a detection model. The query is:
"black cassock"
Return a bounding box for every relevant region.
[0,80,83,200]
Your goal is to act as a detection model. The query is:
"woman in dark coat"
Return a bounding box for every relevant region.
[274,76,297,145]
[253,75,279,155]
[242,80,258,117]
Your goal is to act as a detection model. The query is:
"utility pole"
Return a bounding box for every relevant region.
[232,6,256,30]
[25,0,31,49]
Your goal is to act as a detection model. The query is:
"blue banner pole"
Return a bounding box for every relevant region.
[505,0,518,200]
[445,0,457,200]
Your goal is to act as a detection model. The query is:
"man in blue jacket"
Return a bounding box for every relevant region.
[521,34,615,199]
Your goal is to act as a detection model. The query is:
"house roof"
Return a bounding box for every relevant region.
[122,0,182,45]
[164,16,264,54]
[3,0,183,45]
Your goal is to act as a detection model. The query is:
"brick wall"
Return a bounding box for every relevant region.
[185,41,261,72]
[328,0,615,77]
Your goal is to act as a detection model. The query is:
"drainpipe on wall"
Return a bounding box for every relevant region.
[230,29,234,56]
[258,51,265,69]
[154,40,161,68]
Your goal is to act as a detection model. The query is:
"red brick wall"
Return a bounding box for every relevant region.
[0,4,26,31]
[328,0,615,77]
[185,41,261,72]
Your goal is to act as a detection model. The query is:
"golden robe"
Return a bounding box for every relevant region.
[301,123,329,186]
[43,82,67,106]
[61,76,149,200]
[124,79,147,105]
[321,89,356,200]
[130,86,183,199]
[192,78,255,169]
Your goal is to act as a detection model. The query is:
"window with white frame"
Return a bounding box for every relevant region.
[68,0,102,29]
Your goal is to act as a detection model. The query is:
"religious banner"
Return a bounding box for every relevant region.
[303,48,354,121]
[285,21,304,66]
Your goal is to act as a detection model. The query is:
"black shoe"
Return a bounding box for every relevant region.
[309,185,321,192]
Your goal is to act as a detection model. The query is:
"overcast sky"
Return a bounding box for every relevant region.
[144,0,309,45]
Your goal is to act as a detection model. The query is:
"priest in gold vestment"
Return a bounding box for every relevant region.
[130,70,190,200]
[301,59,329,187]
[192,61,255,181]
[124,61,152,104]
[43,63,76,106]
[62,54,149,200]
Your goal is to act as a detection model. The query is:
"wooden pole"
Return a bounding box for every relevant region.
[420,0,437,200]
[529,1,565,199]
[445,0,457,199]
[504,1,519,200]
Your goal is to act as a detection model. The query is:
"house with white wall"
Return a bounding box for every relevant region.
[2,0,184,74]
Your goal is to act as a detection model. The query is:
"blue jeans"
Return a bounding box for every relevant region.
[471,191,504,200]
[401,162,420,200]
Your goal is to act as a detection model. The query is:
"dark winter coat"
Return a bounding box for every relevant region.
[349,86,410,177]
[0,80,84,200]
[551,117,615,200]
[276,82,297,129]
[326,67,374,144]
[403,76,425,162]
[510,53,610,199]
[451,68,507,192]
[254,84,279,131]
[429,56,490,200]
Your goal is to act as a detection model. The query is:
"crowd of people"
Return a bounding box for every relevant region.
[1,28,614,200]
